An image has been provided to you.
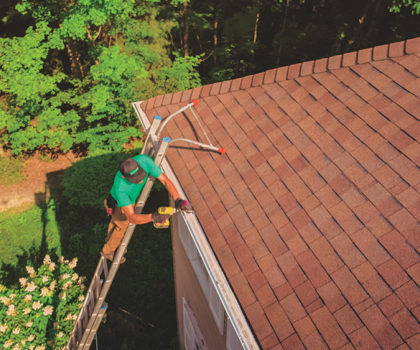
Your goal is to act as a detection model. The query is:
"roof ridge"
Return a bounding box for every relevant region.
[145,36,420,110]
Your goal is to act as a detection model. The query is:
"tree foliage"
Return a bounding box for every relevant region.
[0,0,202,156]
[390,0,420,14]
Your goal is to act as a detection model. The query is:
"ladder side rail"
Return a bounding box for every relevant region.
[74,320,83,345]
[170,138,219,153]
[72,256,106,323]
[82,273,102,320]
[142,116,161,156]
[77,138,170,349]
[84,298,95,328]
[85,299,93,323]
[92,275,102,302]
[156,103,195,139]
[81,304,108,350]
[74,316,84,342]
[66,255,107,349]
[132,103,161,156]
[187,105,213,146]
[78,173,157,347]
[101,256,109,279]
[65,336,75,350]
[67,316,83,350]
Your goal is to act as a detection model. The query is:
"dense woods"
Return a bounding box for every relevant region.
[0,0,418,157]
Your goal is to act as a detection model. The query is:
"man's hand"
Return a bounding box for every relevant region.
[152,212,170,224]
[175,198,188,210]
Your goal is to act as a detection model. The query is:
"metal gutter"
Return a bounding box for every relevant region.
[132,101,260,350]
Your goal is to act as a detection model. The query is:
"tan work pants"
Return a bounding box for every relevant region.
[102,206,130,255]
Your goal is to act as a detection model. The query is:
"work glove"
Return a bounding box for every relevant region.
[104,199,112,216]
[152,212,169,224]
[175,198,188,210]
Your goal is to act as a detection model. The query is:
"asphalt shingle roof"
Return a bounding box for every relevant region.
[141,37,420,349]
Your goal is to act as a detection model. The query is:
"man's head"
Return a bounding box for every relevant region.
[119,158,147,184]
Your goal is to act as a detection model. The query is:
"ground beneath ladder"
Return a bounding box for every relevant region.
[0,152,79,212]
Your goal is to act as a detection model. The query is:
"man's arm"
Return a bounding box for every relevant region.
[121,205,152,225]
[157,173,181,201]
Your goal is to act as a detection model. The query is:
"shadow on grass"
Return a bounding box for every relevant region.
[0,191,59,287]
[44,151,178,350]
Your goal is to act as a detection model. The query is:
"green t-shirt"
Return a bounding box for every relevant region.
[110,155,162,207]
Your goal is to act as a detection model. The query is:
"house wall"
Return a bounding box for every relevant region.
[171,213,228,350]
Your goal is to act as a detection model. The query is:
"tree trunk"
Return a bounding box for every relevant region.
[65,40,84,78]
[183,0,189,56]
[213,13,218,64]
[253,11,260,44]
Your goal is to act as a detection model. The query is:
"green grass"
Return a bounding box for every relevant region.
[0,201,61,270]
[0,155,26,185]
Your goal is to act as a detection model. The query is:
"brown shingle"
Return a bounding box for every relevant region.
[348,326,380,349]
[405,37,420,54]
[314,58,328,73]
[310,306,348,349]
[389,41,404,57]
[373,44,388,61]
[390,308,420,339]
[296,250,331,288]
[288,63,301,79]
[352,262,392,302]
[294,316,329,349]
[140,37,420,349]
[396,280,420,310]
[265,302,295,341]
[316,281,346,313]
[359,304,403,349]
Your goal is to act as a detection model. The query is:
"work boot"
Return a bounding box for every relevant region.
[102,252,126,264]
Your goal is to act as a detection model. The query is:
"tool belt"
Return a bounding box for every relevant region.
[105,194,117,215]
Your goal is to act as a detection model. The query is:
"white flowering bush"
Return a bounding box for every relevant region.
[0,255,86,349]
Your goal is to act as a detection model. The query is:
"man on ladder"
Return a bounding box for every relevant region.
[102,154,187,263]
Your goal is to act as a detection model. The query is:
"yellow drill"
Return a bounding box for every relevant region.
[153,207,178,229]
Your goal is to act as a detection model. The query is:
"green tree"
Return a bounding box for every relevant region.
[390,0,420,14]
[0,0,201,156]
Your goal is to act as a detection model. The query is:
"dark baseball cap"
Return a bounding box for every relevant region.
[119,158,147,184]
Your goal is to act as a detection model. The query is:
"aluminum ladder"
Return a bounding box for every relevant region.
[65,116,170,350]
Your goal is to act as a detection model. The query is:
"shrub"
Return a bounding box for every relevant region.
[61,151,135,210]
[0,255,86,349]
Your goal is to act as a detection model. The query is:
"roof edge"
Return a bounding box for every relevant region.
[143,36,420,111]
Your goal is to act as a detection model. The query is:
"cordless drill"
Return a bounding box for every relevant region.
[153,207,178,229]
[153,205,192,228]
